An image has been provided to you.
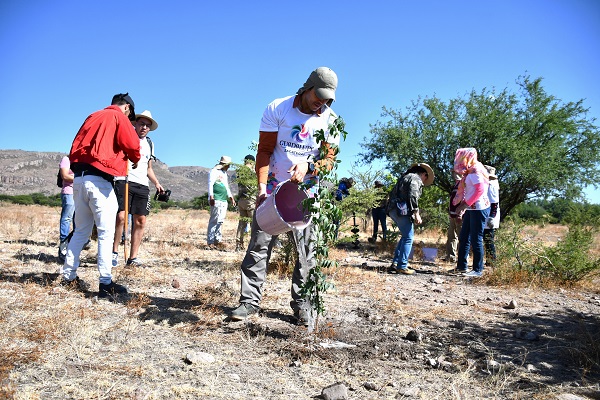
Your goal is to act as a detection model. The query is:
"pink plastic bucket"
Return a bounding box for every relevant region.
[255,180,312,235]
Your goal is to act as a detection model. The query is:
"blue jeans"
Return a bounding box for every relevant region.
[371,207,387,240]
[60,193,75,242]
[389,208,414,269]
[457,208,490,272]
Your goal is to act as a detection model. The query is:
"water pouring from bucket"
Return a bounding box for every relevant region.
[255,180,312,235]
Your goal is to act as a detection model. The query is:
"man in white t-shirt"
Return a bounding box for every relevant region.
[229,67,340,325]
[112,110,164,268]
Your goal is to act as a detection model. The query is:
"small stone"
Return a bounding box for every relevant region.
[405,330,422,342]
[321,382,348,400]
[430,277,444,284]
[398,386,421,397]
[228,373,240,381]
[184,352,215,364]
[514,328,539,341]
[172,279,181,288]
[526,364,536,372]
[290,360,302,367]
[556,394,588,400]
[363,381,380,391]
[506,299,517,309]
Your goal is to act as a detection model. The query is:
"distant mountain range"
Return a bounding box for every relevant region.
[0,149,237,201]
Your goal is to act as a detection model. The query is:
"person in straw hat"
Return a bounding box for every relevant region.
[386,163,435,275]
[483,165,500,265]
[229,66,340,326]
[207,155,236,249]
[112,110,165,268]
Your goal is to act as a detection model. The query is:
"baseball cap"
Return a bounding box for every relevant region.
[297,67,338,102]
[244,154,255,162]
[112,92,135,121]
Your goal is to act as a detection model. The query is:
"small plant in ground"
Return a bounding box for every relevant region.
[299,116,347,333]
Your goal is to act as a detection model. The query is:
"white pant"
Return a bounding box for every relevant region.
[62,175,117,285]
[207,200,228,244]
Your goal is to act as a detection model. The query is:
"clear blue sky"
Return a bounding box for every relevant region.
[1,0,599,203]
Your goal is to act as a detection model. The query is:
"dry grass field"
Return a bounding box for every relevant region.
[0,203,599,399]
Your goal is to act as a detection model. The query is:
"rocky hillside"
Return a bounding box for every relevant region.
[0,149,237,201]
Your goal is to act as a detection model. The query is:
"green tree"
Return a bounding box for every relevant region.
[361,75,600,219]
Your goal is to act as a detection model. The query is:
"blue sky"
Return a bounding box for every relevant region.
[1,0,599,203]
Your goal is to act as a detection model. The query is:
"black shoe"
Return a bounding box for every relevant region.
[58,276,88,292]
[229,303,259,321]
[98,281,129,299]
[447,268,468,275]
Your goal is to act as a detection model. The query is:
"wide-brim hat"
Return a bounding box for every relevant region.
[135,110,158,131]
[215,155,232,169]
[412,163,435,186]
[484,165,498,180]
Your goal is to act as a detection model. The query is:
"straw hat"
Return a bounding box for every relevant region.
[484,165,498,180]
[411,163,435,186]
[135,110,158,131]
[215,155,232,169]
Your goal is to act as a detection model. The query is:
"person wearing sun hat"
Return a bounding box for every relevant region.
[386,162,434,275]
[483,165,500,265]
[230,67,340,325]
[235,154,257,251]
[112,110,165,268]
[207,155,236,249]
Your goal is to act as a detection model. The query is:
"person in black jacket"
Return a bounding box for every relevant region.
[387,163,434,275]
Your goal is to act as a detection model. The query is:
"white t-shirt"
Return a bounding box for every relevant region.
[115,137,153,186]
[487,179,500,228]
[464,172,490,210]
[259,95,339,195]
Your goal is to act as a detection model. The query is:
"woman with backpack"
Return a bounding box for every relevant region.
[387,163,434,275]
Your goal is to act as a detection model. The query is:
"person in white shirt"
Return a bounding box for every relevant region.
[207,156,236,249]
[229,67,339,325]
[483,165,500,265]
[112,110,164,268]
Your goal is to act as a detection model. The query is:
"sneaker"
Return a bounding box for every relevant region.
[58,276,89,292]
[447,268,468,275]
[229,303,259,321]
[294,309,311,327]
[367,237,376,244]
[398,267,415,275]
[125,258,147,268]
[464,270,483,278]
[98,281,129,299]
[112,252,119,267]
[58,240,68,262]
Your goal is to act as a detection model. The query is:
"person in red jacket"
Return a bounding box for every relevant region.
[61,93,141,300]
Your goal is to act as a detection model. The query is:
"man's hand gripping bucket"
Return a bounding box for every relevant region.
[255,180,312,235]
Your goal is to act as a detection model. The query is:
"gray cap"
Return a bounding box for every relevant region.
[297,67,338,103]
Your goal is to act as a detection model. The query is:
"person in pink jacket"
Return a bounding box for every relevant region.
[451,148,490,277]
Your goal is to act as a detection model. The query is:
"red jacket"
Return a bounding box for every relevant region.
[69,105,141,176]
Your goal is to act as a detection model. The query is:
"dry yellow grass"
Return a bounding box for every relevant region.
[0,202,599,399]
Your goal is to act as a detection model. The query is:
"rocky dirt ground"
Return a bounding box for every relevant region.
[0,204,599,399]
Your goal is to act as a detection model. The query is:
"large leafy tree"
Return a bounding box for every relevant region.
[361,75,600,219]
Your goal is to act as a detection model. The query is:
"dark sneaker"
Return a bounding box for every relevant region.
[58,276,89,292]
[125,258,147,268]
[229,303,259,321]
[293,309,311,327]
[447,268,468,275]
[98,281,129,299]
[112,252,119,267]
[367,237,376,244]
[83,239,92,250]
[58,240,68,262]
